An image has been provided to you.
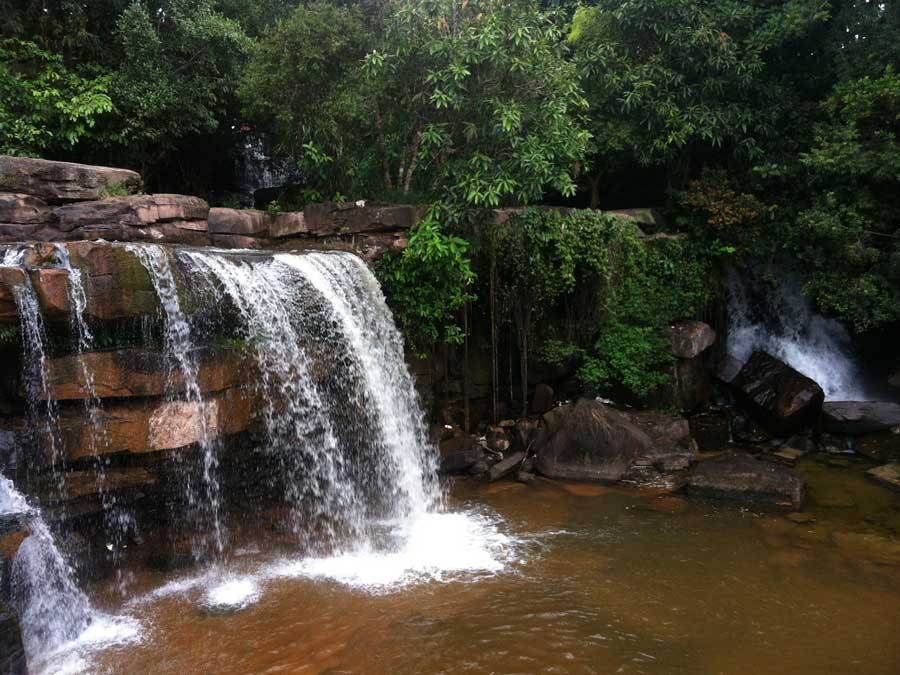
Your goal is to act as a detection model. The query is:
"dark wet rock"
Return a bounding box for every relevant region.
[855,429,900,463]
[666,320,716,359]
[485,426,510,453]
[468,460,489,476]
[786,512,816,524]
[654,358,713,412]
[717,353,744,384]
[0,514,29,563]
[0,603,27,675]
[624,409,697,471]
[730,413,773,445]
[867,463,900,492]
[687,451,805,507]
[439,447,484,475]
[731,351,824,435]
[0,155,141,203]
[689,412,731,451]
[889,369,900,388]
[530,383,554,415]
[210,234,266,249]
[821,401,900,435]
[516,470,536,484]
[488,451,526,482]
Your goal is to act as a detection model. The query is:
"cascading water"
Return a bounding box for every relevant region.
[126,244,224,558]
[725,266,869,400]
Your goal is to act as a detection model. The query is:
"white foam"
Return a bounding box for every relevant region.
[33,614,141,675]
[271,510,517,591]
[202,577,259,612]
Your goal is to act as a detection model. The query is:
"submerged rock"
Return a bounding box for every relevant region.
[689,412,731,451]
[686,451,805,507]
[867,463,900,492]
[488,451,525,482]
[855,429,900,463]
[731,351,824,435]
[821,401,900,435]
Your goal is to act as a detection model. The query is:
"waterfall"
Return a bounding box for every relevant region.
[725,266,868,400]
[1,476,92,660]
[126,244,225,557]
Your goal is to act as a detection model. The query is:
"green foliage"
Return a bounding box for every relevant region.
[376,206,476,352]
[0,324,19,349]
[366,0,590,204]
[491,209,713,400]
[98,181,130,198]
[784,69,900,331]
[106,0,250,171]
[0,39,112,156]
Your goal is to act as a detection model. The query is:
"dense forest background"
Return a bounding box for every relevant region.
[2,0,898,407]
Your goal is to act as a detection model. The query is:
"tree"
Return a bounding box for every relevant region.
[569,0,829,206]
[0,39,112,156]
[364,0,590,205]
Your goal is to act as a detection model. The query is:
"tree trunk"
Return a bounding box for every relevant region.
[463,302,470,433]
[589,174,601,209]
[374,109,392,192]
[489,259,498,423]
[403,127,424,194]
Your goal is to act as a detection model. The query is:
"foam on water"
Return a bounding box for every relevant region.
[202,577,260,612]
[32,614,142,675]
[272,510,517,591]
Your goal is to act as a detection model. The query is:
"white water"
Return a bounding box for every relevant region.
[725,267,869,400]
[127,243,224,556]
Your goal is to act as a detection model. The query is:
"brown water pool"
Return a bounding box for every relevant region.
[75,458,900,675]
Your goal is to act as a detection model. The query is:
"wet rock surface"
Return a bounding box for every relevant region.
[731,351,825,435]
[0,603,27,675]
[687,451,805,507]
[821,401,900,435]
[0,155,141,203]
[666,320,716,359]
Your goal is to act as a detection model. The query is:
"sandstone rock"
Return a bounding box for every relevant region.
[357,232,409,261]
[210,234,265,249]
[54,194,208,232]
[821,401,900,435]
[867,463,900,492]
[667,320,716,359]
[0,266,25,321]
[304,203,425,237]
[0,192,53,224]
[0,155,141,203]
[489,451,526,482]
[731,351,824,435]
[485,426,510,452]
[42,348,252,401]
[687,451,805,507]
[493,206,571,226]
[0,602,27,675]
[717,353,744,384]
[65,241,159,320]
[208,208,271,236]
[30,268,69,319]
[654,358,712,412]
[270,212,307,238]
[0,515,29,562]
[689,412,731,451]
[57,387,253,461]
[531,383,554,414]
[0,224,43,241]
[534,399,654,482]
[606,208,664,228]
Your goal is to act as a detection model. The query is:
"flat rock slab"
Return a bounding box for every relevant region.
[687,451,805,507]
[0,192,53,224]
[54,194,208,231]
[489,451,526,482]
[731,351,824,435]
[208,208,271,236]
[867,463,900,492]
[667,320,716,359]
[0,155,141,203]
[304,202,426,237]
[821,401,900,435]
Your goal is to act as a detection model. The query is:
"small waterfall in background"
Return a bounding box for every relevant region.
[725,266,869,400]
[234,134,302,207]
[127,244,225,559]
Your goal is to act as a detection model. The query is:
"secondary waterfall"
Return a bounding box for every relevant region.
[725,266,868,400]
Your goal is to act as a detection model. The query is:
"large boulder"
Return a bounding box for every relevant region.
[438,434,484,474]
[303,202,425,237]
[666,320,716,359]
[731,351,824,435]
[533,399,694,482]
[867,463,900,492]
[855,429,900,463]
[0,155,141,203]
[0,603,27,675]
[821,401,900,435]
[535,399,653,482]
[270,212,307,238]
[687,451,805,507]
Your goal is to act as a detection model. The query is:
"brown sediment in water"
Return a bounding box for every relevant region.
[87,460,900,675]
